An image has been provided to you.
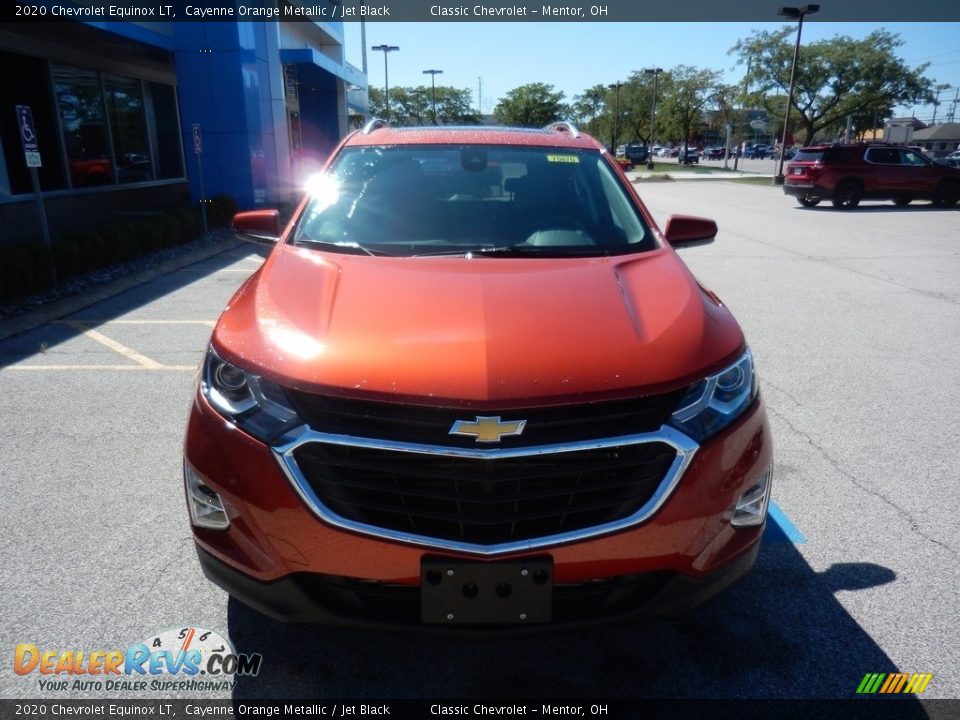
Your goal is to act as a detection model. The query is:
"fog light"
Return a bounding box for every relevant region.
[184,462,230,530]
[732,466,772,528]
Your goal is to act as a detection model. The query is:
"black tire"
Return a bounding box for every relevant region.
[832,180,862,209]
[932,181,959,208]
[798,197,821,207]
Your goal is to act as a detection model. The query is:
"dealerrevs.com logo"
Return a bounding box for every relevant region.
[14,627,262,692]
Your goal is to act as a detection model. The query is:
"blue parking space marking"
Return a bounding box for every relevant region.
[764,501,807,544]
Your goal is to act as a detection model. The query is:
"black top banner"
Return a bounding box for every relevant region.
[0,699,954,720]
[3,0,960,22]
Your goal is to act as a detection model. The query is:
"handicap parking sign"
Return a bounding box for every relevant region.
[15,105,42,168]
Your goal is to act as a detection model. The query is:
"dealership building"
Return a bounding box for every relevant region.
[0,16,367,244]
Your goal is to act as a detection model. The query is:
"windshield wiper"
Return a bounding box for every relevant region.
[292,238,388,257]
[470,245,608,258]
[413,245,602,258]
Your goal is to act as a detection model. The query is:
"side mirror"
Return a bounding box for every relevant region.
[663,215,717,249]
[233,210,281,245]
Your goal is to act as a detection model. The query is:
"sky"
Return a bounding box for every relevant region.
[343,22,960,123]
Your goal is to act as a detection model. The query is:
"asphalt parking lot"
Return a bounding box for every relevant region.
[1,180,957,704]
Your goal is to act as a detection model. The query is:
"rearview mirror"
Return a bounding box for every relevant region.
[663,215,717,249]
[233,210,281,245]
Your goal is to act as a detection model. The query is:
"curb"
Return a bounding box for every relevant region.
[0,239,244,342]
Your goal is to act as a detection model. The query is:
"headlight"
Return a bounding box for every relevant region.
[669,348,758,442]
[201,346,302,443]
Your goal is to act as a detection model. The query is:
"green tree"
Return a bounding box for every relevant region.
[368,86,389,120]
[730,28,935,145]
[432,86,482,125]
[570,84,611,143]
[617,73,659,147]
[493,83,568,127]
[657,65,723,149]
[368,86,480,126]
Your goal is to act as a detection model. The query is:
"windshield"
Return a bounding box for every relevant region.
[293,145,654,257]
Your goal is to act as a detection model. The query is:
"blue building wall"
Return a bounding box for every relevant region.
[295,63,341,168]
[172,22,275,209]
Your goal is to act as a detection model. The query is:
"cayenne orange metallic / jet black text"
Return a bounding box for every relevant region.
[183,121,773,629]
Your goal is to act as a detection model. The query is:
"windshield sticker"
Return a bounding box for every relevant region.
[546,154,579,163]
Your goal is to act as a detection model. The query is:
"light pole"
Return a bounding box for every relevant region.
[423,69,443,124]
[371,44,399,122]
[774,4,819,185]
[644,68,663,169]
[607,82,622,154]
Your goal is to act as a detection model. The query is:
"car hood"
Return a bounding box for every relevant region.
[213,245,744,405]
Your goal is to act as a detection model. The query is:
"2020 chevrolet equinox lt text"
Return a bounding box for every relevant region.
[183,121,773,629]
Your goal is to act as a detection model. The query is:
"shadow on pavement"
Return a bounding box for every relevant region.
[227,542,922,708]
[0,243,269,367]
[792,204,958,213]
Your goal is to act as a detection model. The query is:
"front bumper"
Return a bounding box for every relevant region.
[184,390,772,626]
[196,540,759,632]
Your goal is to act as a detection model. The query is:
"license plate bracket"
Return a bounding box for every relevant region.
[420,557,553,625]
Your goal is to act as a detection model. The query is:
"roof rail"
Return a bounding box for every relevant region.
[362,118,390,134]
[544,121,581,138]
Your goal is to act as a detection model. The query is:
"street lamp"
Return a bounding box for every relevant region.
[607,82,622,155]
[423,69,443,124]
[644,68,663,169]
[774,4,819,185]
[371,44,399,122]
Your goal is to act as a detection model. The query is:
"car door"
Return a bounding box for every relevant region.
[897,149,939,196]
[863,147,903,196]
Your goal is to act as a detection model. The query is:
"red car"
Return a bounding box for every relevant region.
[183,121,773,629]
[783,143,960,208]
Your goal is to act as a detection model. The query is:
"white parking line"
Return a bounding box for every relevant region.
[2,319,212,372]
[58,320,166,368]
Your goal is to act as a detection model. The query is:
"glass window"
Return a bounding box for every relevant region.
[294,144,653,257]
[792,149,825,163]
[900,150,928,166]
[104,74,153,183]
[148,82,184,180]
[53,64,113,187]
[866,148,900,165]
[0,50,68,194]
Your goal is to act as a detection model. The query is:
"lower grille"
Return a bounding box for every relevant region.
[290,441,677,546]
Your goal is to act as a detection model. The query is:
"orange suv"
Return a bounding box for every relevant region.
[784,143,960,208]
[183,121,773,629]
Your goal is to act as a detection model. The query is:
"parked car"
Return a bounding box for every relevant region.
[185,121,773,629]
[784,143,960,208]
[943,150,960,169]
[743,144,772,159]
[705,147,726,160]
[624,143,650,164]
[678,147,700,165]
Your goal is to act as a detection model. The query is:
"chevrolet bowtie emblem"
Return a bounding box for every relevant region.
[449,416,527,443]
